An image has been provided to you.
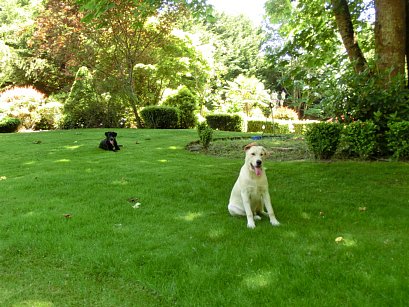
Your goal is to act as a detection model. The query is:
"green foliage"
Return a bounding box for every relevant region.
[0,116,21,132]
[339,121,378,160]
[305,122,341,160]
[63,67,104,128]
[197,121,213,149]
[386,121,409,160]
[247,120,290,134]
[163,87,197,128]
[206,114,242,132]
[140,106,179,129]
[293,123,310,135]
[205,13,264,81]
[323,68,409,125]
[263,0,374,115]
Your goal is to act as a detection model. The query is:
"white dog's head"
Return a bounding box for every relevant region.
[244,143,269,176]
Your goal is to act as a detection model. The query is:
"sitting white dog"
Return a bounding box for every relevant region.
[228,143,280,229]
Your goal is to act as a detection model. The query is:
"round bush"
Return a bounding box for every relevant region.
[0,116,21,133]
[339,120,378,159]
[206,114,242,132]
[305,122,341,160]
[163,87,197,129]
[386,121,409,160]
[140,106,179,129]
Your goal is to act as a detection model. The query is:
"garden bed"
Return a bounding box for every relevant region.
[187,134,313,161]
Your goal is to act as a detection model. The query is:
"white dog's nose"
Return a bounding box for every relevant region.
[256,160,262,166]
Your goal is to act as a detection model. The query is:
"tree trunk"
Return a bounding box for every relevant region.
[405,0,409,88]
[331,0,368,73]
[375,0,406,78]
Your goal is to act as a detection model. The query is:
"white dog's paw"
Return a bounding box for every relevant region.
[270,219,280,226]
[247,221,256,229]
[254,215,261,221]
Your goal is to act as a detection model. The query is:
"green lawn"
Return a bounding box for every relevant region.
[1,129,408,306]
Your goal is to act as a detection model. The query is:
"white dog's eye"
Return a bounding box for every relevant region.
[251,153,256,156]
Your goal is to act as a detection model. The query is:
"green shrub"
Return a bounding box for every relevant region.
[386,121,409,160]
[140,106,179,129]
[206,114,242,132]
[0,116,21,133]
[33,100,64,130]
[63,67,105,128]
[247,120,290,134]
[305,122,341,160]
[197,122,213,149]
[339,121,378,160]
[293,123,310,135]
[163,87,197,129]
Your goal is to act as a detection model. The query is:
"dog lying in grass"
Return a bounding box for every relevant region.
[99,131,120,151]
[227,142,280,229]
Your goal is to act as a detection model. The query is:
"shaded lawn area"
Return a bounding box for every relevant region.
[0,129,408,306]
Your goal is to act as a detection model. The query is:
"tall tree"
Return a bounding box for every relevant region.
[76,0,209,127]
[374,0,406,78]
[331,0,368,73]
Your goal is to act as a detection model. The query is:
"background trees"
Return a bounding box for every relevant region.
[1,0,408,131]
[264,0,409,123]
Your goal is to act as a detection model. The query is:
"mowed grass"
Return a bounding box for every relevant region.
[0,129,408,306]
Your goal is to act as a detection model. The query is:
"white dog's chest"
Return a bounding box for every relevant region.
[246,185,266,201]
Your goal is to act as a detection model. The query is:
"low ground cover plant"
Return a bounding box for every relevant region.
[0,129,408,306]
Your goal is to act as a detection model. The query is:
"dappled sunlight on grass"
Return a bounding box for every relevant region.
[23,161,36,165]
[54,159,70,163]
[208,228,225,239]
[15,300,53,307]
[243,271,278,290]
[158,159,168,163]
[301,212,311,219]
[179,211,203,222]
[336,235,358,247]
[112,178,129,185]
[23,211,36,217]
[64,145,82,150]
[282,230,298,238]
[155,145,181,150]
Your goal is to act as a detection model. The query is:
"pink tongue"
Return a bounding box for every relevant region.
[255,167,262,176]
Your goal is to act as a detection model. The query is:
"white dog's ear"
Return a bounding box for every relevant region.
[244,142,257,151]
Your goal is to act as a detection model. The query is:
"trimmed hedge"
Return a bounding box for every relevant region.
[339,120,378,160]
[206,114,242,132]
[247,120,290,134]
[163,87,197,129]
[140,106,179,129]
[387,121,409,160]
[305,122,341,160]
[293,123,310,135]
[0,117,21,133]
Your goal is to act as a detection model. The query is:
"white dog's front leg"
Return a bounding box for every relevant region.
[241,191,256,229]
[262,192,280,226]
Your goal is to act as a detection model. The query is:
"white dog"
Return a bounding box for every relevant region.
[228,143,280,229]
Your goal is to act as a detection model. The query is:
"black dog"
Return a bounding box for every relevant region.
[99,131,120,151]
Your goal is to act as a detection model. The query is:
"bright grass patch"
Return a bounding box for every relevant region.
[0,129,409,306]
